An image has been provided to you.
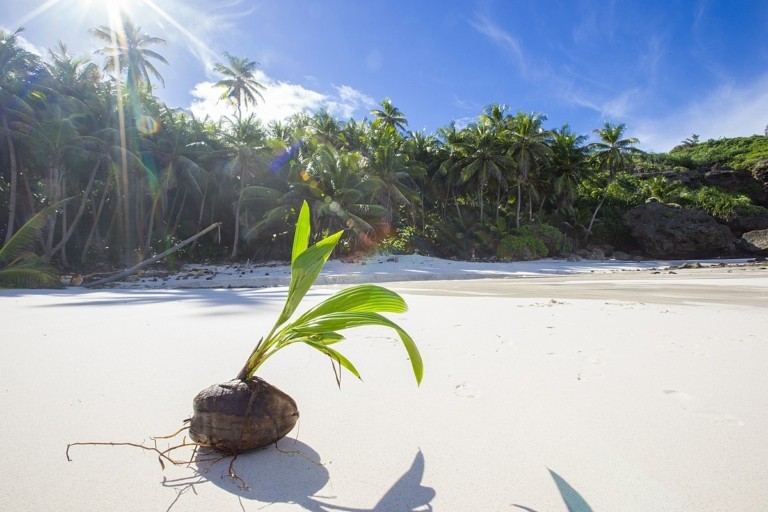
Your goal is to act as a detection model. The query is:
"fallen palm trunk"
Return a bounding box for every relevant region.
[82,222,221,288]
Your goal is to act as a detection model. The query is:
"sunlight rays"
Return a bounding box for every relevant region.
[13,0,216,69]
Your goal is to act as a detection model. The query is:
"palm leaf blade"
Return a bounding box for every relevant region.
[289,311,423,384]
[293,284,408,325]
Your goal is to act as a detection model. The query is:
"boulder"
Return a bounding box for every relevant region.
[624,202,734,258]
[724,212,768,235]
[738,229,768,255]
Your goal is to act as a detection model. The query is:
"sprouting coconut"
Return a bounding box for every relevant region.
[187,200,423,452]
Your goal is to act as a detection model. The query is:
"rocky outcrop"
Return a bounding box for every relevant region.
[624,201,734,258]
[724,212,768,235]
[657,168,768,206]
[738,229,768,255]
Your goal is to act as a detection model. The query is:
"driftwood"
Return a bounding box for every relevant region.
[82,222,221,288]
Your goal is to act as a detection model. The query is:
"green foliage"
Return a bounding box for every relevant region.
[237,201,423,385]
[678,185,766,221]
[497,231,548,261]
[522,223,566,255]
[379,224,439,255]
[669,135,768,170]
[0,202,66,288]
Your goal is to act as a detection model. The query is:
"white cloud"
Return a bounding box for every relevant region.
[469,14,526,76]
[564,85,642,120]
[633,74,768,152]
[188,73,375,126]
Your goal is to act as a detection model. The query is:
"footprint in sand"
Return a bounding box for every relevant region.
[662,389,744,426]
[454,382,476,398]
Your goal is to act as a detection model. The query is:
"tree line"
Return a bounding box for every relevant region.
[1,17,646,275]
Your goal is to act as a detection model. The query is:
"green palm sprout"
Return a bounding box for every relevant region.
[236,201,423,385]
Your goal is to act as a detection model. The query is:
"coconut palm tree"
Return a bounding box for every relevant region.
[370,98,408,134]
[0,28,44,245]
[214,52,265,121]
[585,122,643,241]
[362,130,422,225]
[91,16,169,262]
[218,114,268,258]
[507,112,552,227]
[451,121,513,223]
[91,16,168,91]
[548,124,589,216]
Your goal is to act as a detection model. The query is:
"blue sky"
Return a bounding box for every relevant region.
[3,0,768,151]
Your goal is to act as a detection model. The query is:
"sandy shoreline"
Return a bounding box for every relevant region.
[2,259,767,510]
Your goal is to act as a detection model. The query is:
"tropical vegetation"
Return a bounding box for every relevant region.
[1,18,767,286]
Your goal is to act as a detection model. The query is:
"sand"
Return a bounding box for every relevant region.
[1,257,767,511]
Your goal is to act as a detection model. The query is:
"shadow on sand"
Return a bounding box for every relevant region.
[5,287,339,311]
[513,468,594,512]
[161,440,434,511]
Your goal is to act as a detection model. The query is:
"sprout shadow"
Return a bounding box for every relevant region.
[161,441,434,512]
[513,468,594,512]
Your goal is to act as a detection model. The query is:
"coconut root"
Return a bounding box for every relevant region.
[66,425,240,474]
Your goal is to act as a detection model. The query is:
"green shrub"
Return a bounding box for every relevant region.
[516,224,566,255]
[497,233,548,261]
[678,186,767,221]
[378,224,439,255]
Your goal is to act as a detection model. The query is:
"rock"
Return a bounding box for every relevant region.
[704,169,768,206]
[724,212,768,235]
[624,202,735,258]
[587,243,614,257]
[738,229,768,255]
[657,168,768,207]
[612,251,630,260]
[566,254,582,262]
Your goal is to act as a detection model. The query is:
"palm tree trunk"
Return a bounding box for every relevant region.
[585,191,608,243]
[52,161,100,256]
[515,182,522,228]
[81,177,112,264]
[2,116,19,245]
[230,188,244,258]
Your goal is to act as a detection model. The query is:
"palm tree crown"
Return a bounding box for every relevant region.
[91,16,169,91]
[589,122,642,177]
[214,52,265,120]
[370,98,408,133]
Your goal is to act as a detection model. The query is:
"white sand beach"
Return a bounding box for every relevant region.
[1,256,767,511]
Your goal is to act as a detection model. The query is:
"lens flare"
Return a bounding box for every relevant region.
[136,115,160,135]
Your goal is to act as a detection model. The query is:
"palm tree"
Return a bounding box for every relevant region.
[91,16,169,91]
[218,114,268,258]
[370,98,408,133]
[548,125,589,216]
[585,122,643,241]
[362,130,422,225]
[141,108,210,257]
[0,28,43,245]
[91,16,168,262]
[213,52,265,121]
[452,121,513,223]
[507,112,552,227]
